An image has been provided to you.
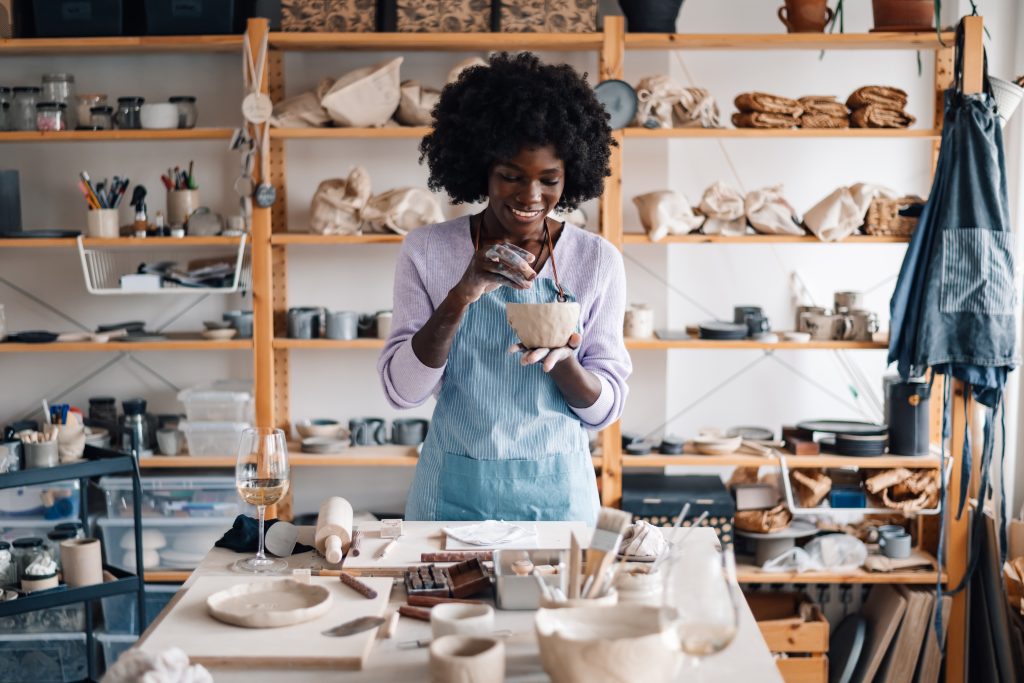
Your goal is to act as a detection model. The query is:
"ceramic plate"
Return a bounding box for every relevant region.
[726,426,774,441]
[796,420,888,436]
[301,437,348,454]
[594,79,638,129]
[207,579,333,629]
[734,519,818,540]
[692,434,743,455]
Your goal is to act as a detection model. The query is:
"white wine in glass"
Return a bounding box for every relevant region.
[234,427,290,574]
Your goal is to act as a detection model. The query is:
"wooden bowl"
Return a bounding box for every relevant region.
[506,301,580,349]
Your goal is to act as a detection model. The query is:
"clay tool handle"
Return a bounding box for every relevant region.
[339,572,378,600]
[398,605,432,622]
[421,551,492,562]
[349,530,363,557]
[375,536,399,560]
[407,595,484,608]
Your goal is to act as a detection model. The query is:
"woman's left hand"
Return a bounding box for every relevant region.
[508,333,581,373]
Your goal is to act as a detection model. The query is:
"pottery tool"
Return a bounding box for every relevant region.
[568,533,581,599]
[375,535,400,560]
[583,507,632,598]
[349,530,362,557]
[314,497,353,565]
[421,551,492,562]
[378,610,400,639]
[338,572,378,600]
[407,595,484,608]
[321,615,385,638]
[398,605,431,622]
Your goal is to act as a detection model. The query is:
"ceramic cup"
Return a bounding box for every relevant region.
[22,572,59,593]
[376,311,393,340]
[803,312,843,341]
[834,291,864,312]
[325,311,359,340]
[429,635,505,683]
[156,428,183,456]
[624,303,654,338]
[796,306,827,332]
[778,0,834,32]
[849,309,880,341]
[391,418,429,446]
[61,538,103,587]
[879,530,912,559]
[167,189,199,226]
[349,417,388,446]
[430,603,495,639]
[831,313,857,340]
[140,103,179,129]
[288,307,323,339]
[86,208,119,238]
[876,524,906,540]
[357,313,377,338]
[25,441,58,468]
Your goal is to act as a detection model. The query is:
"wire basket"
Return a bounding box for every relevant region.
[76,235,248,295]
[865,196,924,237]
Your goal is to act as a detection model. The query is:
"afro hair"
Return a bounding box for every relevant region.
[419,52,615,211]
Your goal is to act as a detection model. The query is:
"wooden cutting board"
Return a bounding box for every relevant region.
[138,575,392,670]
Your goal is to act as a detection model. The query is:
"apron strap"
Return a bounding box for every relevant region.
[473,215,567,302]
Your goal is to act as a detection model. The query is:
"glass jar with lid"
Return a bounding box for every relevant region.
[41,73,76,128]
[89,397,118,424]
[12,86,41,131]
[0,541,15,586]
[35,101,68,132]
[89,106,114,131]
[46,529,78,571]
[54,521,85,538]
[115,96,144,130]
[169,96,198,129]
[74,94,106,129]
[0,86,10,109]
[12,537,49,580]
[0,102,9,132]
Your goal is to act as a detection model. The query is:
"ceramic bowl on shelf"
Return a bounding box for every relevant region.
[692,433,743,455]
[203,320,232,330]
[295,419,347,440]
[202,328,237,341]
[300,437,347,454]
[782,331,812,343]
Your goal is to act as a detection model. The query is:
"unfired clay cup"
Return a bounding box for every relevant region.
[506,301,580,349]
[429,635,505,683]
[61,538,103,587]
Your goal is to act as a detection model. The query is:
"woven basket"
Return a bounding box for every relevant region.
[865,195,925,237]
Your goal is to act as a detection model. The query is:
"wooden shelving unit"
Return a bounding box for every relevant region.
[0,35,243,54]
[270,127,430,140]
[626,338,887,350]
[0,236,245,249]
[0,334,251,353]
[270,233,404,245]
[267,31,604,52]
[622,232,911,244]
[0,128,235,142]
[624,31,954,51]
[735,560,944,585]
[622,452,942,470]
[623,127,941,139]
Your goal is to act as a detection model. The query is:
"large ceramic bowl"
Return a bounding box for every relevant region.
[534,605,681,683]
[506,301,580,349]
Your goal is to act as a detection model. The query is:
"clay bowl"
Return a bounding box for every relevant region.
[535,605,681,683]
[295,419,347,440]
[693,434,743,456]
[506,301,580,349]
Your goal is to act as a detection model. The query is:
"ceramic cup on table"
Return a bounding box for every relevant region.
[156,428,183,456]
[778,0,834,32]
[391,418,429,446]
[429,635,505,683]
[879,530,912,559]
[849,309,880,341]
[288,307,323,339]
[325,311,359,340]
[86,208,119,238]
[834,291,864,312]
[60,538,103,587]
[375,310,393,340]
[349,417,388,446]
[430,603,495,639]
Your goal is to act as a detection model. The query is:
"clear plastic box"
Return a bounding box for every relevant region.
[101,585,179,634]
[0,604,85,634]
[97,632,137,674]
[0,632,86,683]
[178,381,253,423]
[0,480,81,521]
[97,517,232,572]
[98,476,245,519]
[179,421,249,457]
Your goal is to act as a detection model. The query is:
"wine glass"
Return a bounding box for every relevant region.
[233,427,289,574]
[661,545,740,679]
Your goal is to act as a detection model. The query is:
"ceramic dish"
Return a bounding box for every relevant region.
[207,579,333,629]
[295,419,347,440]
[593,79,638,130]
[692,434,743,455]
[203,320,233,330]
[506,302,580,349]
[697,321,748,340]
[301,436,347,454]
[796,420,887,436]
[783,331,811,343]
[727,426,775,441]
[202,328,238,340]
[624,441,653,455]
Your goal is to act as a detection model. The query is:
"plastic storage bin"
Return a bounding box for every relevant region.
[97,632,137,673]
[0,604,85,634]
[32,0,123,37]
[180,421,249,457]
[99,476,245,519]
[0,480,80,521]
[0,632,86,683]
[144,0,236,35]
[178,381,253,422]
[98,517,230,572]
[101,583,178,634]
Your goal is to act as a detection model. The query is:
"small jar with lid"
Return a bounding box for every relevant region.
[54,521,85,539]
[89,396,118,424]
[0,102,9,132]
[115,96,144,130]
[89,106,114,131]
[46,528,78,570]
[41,73,76,128]
[12,86,41,131]
[169,96,197,129]
[74,94,106,129]
[12,537,49,580]
[0,541,16,586]
[35,101,68,132]
[0,86,11,110]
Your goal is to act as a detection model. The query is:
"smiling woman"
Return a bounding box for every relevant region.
[376,52,631,525]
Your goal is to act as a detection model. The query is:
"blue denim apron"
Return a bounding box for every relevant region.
[404,226,600,525]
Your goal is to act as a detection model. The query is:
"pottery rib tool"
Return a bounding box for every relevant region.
[338,572,378,600]
[584,507,632,599]
[376,535,400,560]
[321,615,385,638]
[568,533,581,600]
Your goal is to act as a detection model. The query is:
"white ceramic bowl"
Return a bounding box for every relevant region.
[295,419,347,440]
[506,301,580,349]
[535,605,681,683]
[140,103,180,130]
[693,434,743,455]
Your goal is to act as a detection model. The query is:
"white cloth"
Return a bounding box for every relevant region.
[744,185,803,235]
[361,188,445,235]
[633,190,705,241]
[803,182,898,241]
[101,647,212,683]
[618,521,669,561]
[699,181,747,235]
[321,57,403,128]
[443,520,536,546]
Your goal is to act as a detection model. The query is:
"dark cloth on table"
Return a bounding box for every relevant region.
[214,514,315,554]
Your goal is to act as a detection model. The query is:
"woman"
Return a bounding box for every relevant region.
[378,53,631,525]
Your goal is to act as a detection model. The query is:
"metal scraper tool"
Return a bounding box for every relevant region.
[321,616,386,637]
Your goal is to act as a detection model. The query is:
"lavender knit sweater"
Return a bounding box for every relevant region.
[377,215,631,430]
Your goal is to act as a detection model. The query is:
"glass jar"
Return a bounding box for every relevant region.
[53,521,85,539]
[169,96,197,128]
[89,106,114,131]
[115,96,144,130]
[41,73,76,128]
[0,541,15,586]
[11,86,41,131]
[0,86,10,109]
[89,396,118,424]
[74,94,106,129]
[12,537,48,581]
[46,529,77,570]
[35,101,68,132]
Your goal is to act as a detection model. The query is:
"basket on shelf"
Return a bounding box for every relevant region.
[864,195,925,237]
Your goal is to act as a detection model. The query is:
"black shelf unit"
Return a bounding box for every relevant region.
[0,445,146,681]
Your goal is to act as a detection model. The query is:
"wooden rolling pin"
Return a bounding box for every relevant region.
[398,606,432,622]
[420,551,493,562]
[314,497,353,565]
[407,595,484,608]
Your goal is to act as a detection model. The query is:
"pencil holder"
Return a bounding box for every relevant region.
[167,189,199,226]
[86,208,120,238]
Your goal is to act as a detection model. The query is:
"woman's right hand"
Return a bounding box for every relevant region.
[451,242,537,305]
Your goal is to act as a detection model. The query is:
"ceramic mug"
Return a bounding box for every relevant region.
[287,307,323,339]
[156,428,183,456]
[376,311,393,340]
[803,312,847,341]
[832,313,857,341]
[429,636,505,683]
[357,313,377,338]
[834,291,864,312]
[624,303,654,338]
[778,0,834,32]
[430,603,495,639]
[223,310,253,339]
[349,417,388,446]
[849,309,879,341]
[879,530,912,559]
[325,311,359,340]
[796,306,827,332]
[391,418,429,446]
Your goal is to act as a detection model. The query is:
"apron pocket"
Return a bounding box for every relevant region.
[437,453,574,521]
[940,227,1015,315]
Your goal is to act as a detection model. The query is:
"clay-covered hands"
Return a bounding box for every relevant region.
[452,242,537,305]
[508,332,582,373]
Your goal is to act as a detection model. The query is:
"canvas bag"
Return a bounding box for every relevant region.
[270,81,333,128]
[395,81,441,126]
[309,167,372,235]
[804,182,897,241]
[744,185,803,235]
[321,58,403,128]
[361,188,445,235]
[699,181,746,236]
[633,191,704,241]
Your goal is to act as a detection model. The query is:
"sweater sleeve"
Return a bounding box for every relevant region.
[377,230,446,408]
[569,240,632,429]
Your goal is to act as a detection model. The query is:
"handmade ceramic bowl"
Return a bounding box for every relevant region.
[300,437,347,454]
[506,301,580,349]
[295,419,347,440]
[783,331,812,343]
[539,588,618,609]
[140,103,179,129]
[202,328,237,340]
[535,605,681,683]
[693,434,743,455]
[203,320,232,330]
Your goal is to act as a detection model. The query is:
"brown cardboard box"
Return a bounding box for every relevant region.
[396,0,492,32]
[282,0,376,32]
[500,0,597,32]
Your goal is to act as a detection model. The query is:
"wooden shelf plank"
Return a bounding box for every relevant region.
[268,32,604,52]
[0,128,235,143]
[139,457,237,468]
[623,127,941,139]
[271,233,404,245]
[736,564,943,585]
[0,236,245,249]
[622,233,911,244]
[274,338,385,350]
[270,127,430,140]
[144,570,193,583]
[0,334,251,353]
[622,453,941,469]
[626,338,887,350]
[625,32,955,51]
[0,35,243,55]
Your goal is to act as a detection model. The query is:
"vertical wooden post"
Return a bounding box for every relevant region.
[932,45,953,174]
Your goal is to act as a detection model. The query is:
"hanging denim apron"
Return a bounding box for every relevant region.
[405,226,600,525]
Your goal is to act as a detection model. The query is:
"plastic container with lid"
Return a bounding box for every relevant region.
[114,96,144,129]
[101,584,178,634]
[98,475,248,519]
[178,381,254,423]
[12,537,48,580]
[0,480,81,521]
[0,102,9,132]
[11,87,41,131]
[35,101,68,131]
[0,602,85,634]
[0,541,15,586]
[168,96,197,128]
[41,73,75,128]
[179,421,249,457]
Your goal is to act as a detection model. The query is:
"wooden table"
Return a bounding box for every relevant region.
[138,525,782,682]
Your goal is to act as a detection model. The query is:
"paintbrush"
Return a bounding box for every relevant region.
[583,507,632,599]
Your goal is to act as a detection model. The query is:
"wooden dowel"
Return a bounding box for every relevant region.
[407,595,484,608]
[338,571,378,600]
[398,605,431,622]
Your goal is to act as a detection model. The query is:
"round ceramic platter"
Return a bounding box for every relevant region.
[207,579,333,629]
[735,520,818,540]
[796,420,888,436]
[727,426,775,441]
[830,614,867,683]
[594,79,638,129]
